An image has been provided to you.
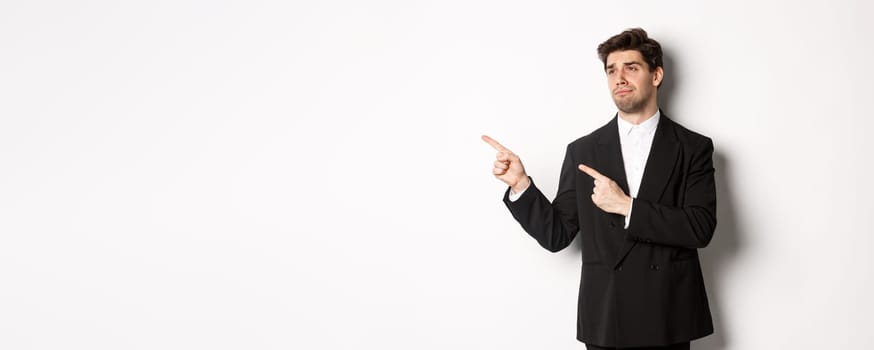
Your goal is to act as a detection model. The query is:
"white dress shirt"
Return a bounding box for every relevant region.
[509,110,660,230]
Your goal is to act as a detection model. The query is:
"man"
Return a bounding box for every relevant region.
[482,28,716,349]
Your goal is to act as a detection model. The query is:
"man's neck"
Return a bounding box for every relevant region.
[618,104,659,125]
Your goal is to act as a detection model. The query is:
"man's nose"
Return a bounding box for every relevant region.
[615,71,627,85]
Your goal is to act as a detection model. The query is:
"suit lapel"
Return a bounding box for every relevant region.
[636,115,680,202]
[595,115,630,195]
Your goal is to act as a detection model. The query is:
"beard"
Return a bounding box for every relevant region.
[612,88,652,114]
[613,92,646,113]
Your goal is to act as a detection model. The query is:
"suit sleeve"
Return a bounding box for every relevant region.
[625,138,717,248]
[503,144,580,253]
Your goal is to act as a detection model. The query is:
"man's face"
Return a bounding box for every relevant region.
[605,50,663,114]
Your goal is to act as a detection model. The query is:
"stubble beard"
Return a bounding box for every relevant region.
[613,91,649,114]
[613,89,650,114]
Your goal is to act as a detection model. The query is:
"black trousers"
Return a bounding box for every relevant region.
[586,341,690,350]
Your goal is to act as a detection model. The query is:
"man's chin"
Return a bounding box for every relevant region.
[613,102,640,114]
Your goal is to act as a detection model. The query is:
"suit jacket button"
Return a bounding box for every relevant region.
[650,264,660,271]
[609,222,616,228]
[616,266,623,271]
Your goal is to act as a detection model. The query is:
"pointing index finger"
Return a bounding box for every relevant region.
[481,135,508,152]
[578,164,608,180]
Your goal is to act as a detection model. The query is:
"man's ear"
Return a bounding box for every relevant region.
[652,66,664,87]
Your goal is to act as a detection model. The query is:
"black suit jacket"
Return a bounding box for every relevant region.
[503,113,716,347]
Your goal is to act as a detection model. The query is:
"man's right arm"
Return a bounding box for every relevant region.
[498,144,580,253]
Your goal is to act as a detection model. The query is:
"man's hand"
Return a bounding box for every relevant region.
[482,135,529,193]
[578,164,632,216]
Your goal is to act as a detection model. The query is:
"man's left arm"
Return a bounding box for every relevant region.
[625,138,717,248]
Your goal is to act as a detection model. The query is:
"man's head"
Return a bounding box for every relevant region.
[597,28,664,115]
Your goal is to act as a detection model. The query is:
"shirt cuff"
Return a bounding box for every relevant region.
[508,183,529,202]
[623,197,634,229]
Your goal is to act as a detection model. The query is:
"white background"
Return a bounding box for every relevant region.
[1,1,872,349]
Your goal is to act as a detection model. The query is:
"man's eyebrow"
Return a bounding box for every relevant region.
[606,61,643,70]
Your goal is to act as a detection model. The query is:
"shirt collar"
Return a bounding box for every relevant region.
[617,109,660,136]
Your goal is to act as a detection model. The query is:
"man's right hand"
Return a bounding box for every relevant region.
[482,135,530,193]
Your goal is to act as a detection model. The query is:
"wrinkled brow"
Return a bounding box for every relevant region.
[606,61,644,70]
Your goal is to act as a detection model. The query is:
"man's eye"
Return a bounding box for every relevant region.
[629,66,637,71]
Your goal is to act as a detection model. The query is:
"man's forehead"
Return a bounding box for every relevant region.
[606,50,644,65]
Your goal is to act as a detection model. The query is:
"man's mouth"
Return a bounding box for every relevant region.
[614,88,632,96]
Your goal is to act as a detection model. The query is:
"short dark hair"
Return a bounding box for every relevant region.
[597,28,663,72]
